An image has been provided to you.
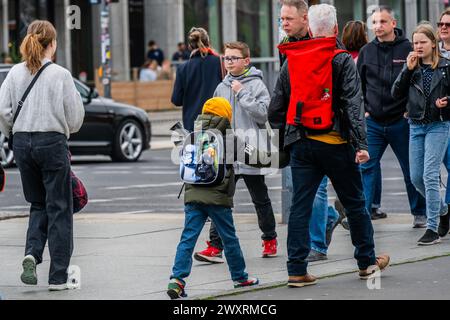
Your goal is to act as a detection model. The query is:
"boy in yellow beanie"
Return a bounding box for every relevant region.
[167,97,259,299]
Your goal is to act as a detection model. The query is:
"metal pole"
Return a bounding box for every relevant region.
[2,0,8,55]
[101,0,112,98]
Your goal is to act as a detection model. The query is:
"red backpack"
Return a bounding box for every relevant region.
[278,37,347,132]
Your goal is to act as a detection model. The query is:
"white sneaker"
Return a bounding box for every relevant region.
[48,281,79,291]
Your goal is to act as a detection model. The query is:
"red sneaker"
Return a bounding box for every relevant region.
[193,241,224,264]
[262,239,277,258]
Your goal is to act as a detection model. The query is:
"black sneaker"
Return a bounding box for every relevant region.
[438,212,450,238]
[371,208,387,220]
[417,229,441,246]
[306,250,328,262]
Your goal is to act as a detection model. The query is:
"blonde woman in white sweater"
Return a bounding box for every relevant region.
[0,20,84,291]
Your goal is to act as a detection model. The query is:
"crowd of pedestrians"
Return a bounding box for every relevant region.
[2,0,450,300]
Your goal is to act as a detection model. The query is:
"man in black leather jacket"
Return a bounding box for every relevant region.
[269,3,389,287]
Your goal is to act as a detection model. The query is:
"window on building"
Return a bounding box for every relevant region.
[184,0,222,52]
[418,0,429,22]
[379,0,405,29]
[7,0,54,63]
[236,0,272,58]
[129,0,145,69]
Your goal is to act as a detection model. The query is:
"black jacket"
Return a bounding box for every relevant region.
[357,28,412,124]
[391,58,450,122]
[171,52,222,131]
[268,43,368,151]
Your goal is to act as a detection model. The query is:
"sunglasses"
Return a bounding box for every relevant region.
[437,22,450,28]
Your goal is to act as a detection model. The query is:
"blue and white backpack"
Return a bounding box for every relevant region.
[179,130,226,185]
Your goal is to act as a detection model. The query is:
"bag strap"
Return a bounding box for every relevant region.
[13,61,53,124]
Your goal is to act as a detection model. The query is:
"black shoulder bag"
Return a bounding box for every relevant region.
[8,61,52,150]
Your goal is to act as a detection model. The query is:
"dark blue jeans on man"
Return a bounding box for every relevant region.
[361,117,426,216]
[288,139,376,276]
[13,132,73,285]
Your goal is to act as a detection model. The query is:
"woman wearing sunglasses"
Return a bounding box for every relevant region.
[437,9,450,239]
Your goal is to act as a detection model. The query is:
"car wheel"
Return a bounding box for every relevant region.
[111,119,144,162]
[0,132,14,168]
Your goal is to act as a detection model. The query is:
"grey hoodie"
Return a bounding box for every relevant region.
[214,66,273,175]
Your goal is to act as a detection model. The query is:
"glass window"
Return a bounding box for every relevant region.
[184,0,222,52]
[236,0,272,57]
[379,0,405,29]
[418,0,429,22]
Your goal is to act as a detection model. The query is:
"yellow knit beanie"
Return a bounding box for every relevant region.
[202,97,232,122]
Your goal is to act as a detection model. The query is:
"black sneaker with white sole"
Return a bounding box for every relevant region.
[438,211,450,238]
[417,229,441,246]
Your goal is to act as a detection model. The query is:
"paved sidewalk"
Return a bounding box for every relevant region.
[1,213,450,300]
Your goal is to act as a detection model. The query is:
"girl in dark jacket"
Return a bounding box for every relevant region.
[171,27,223,131]
[392,23,450,245]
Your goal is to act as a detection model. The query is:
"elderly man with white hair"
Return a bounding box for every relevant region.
[268,3,390,288]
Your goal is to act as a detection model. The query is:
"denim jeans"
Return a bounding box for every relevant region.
[409,122,450,232]
[13,132,73,285]
[288,139,376,276]
[209,175,276,250]
[362,117,426,216]
[443,141,450,204]
[171,203,248,282]
[310,177,338,255]
[372,164,382,209]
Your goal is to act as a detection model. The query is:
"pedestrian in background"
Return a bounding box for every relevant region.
[146,40,165,67]
[172,42,190,62]
[342,20,387,220]
[392,23,450,245]
[0,20,85,291]
[171,27,223,132]
[357,6,427,226]
[436,8,450,237]
[139,59,158,82]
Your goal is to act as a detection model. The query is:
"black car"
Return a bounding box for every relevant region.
[0,64,151,167]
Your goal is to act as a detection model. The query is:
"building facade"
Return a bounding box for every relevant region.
[0,0,447,83]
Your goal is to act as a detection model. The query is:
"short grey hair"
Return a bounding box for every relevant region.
[280,0,308,13]
[308,4,337,37]
[372,5,396,20]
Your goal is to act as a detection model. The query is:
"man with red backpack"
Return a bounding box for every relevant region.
[269,3,390,287]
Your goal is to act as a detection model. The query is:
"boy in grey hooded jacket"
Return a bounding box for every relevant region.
[193,41,278,263]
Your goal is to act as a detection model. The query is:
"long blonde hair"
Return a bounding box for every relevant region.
[20,20,57,75]
[412,23,440,69]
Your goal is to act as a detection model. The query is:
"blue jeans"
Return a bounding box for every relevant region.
[372,165,382,209]
[288,139,376,276]
[310,177,338,255]
[171,203,248,282]
[13,132,73,285]
[362,117,426,216]
[409,122,450,232]
[443,140,450,204]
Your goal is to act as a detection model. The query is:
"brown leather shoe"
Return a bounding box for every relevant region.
[359,254,390,280]
[287,274,318,288]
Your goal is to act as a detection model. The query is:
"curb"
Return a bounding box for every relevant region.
[194,252,450,300]
[0,213,28,221]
